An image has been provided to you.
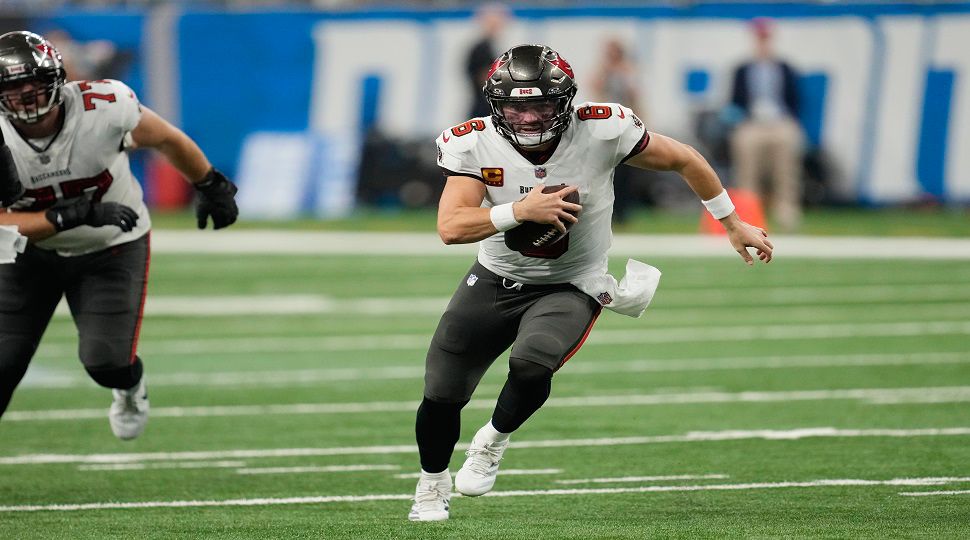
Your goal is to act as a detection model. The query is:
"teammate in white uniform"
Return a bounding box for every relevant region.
[0,31,239,440]
[409,44,773,522]
[5,78,150,255]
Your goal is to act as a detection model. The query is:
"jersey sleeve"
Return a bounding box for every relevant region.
[100,79,143,133]
[77,79,142,138]
[615,105,650,165]
[577,102,649,168]
[435,122,485,181]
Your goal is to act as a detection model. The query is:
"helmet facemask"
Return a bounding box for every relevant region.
[0,71,64,124]
[489,91,576,148]
[0,31,67,124]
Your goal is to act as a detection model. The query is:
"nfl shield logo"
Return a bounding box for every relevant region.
[596,292,613,305]
[534,167,547,179]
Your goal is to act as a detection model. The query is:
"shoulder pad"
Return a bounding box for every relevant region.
[71,79,141,132]
[574,102,633,141]
[436,117,489,153]
[100,79,140,103]
[67,79,139,103]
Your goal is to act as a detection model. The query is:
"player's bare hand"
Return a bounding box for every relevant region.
[724,217,773,265]
[512,183,582,233]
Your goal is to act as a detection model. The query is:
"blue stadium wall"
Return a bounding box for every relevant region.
[37,3,970,205]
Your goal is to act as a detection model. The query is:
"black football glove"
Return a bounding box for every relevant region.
[0,130,25,207]
[194,168,238,230]
[45,195,139,233]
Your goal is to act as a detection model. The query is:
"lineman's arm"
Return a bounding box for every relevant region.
[0,197,138,242]
[625,132,773,264]
[0,210,55,241]
[130,106,237,229]
[129,106,212,184]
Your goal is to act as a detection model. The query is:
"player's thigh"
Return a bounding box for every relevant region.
[424,265,517,402]
[0,248,63,363]
[65,236,149,369]
[510,290,601,372]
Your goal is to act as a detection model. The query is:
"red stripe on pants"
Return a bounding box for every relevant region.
[556,305,602,370]
[130,232,151,363]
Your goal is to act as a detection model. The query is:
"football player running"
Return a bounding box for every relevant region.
[409,44,772,521]
[0,31,238,439]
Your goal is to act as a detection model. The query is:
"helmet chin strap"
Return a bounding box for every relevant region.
[4,88,60,124]
[512,130,558,148]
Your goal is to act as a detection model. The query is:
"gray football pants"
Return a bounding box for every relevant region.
[0,234,150,417]
[423,261,601,403]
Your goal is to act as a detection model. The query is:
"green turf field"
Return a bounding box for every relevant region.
[1,247,969,538]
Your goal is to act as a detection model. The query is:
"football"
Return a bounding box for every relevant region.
[503,184,581,253]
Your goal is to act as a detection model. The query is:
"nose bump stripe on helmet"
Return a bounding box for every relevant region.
[547,54,574,80]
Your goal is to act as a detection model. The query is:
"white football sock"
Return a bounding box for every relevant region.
[478,420,511,443]
[421,469,451,481]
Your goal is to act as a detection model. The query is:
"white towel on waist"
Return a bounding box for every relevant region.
[571,259,662,318]
[0,225,26,264]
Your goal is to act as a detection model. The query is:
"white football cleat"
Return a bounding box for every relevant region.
[109,378,149,440]
[455,436,509,496]
[408,470,451,522]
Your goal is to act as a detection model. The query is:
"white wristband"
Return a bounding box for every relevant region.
[701,189,736,220]
[490,203,520,232]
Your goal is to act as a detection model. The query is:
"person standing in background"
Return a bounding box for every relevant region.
[43,28,129,83]
[729,17,804,232]
[465,3,510,119]
[590,39,642,224]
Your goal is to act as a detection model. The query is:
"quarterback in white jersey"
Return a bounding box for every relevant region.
[0,31,239,440]
[437,101,646,284]
[409,44,773,522]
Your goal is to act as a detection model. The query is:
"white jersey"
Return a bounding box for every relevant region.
[436,102,649,284]
[1,79,150,256]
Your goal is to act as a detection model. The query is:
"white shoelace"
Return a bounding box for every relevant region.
[464,441,506,475]
[114,386,146,413]
[414,479,449,509]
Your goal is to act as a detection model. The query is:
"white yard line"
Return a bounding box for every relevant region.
[22,352,969,389]
[51,295,450,318]
[29,320,970,359]
[899,490,970,497]
[565,352,970,375]
[235,464,399,475]
[7,386,970,422]
[3,427,968,465]
[2,476,969,512]
[150,230,970,260]
[556,474,729,484]
[393,469,563,479]
[78,461,245,471]
[43,284,970,318]
[0,494,414,513]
